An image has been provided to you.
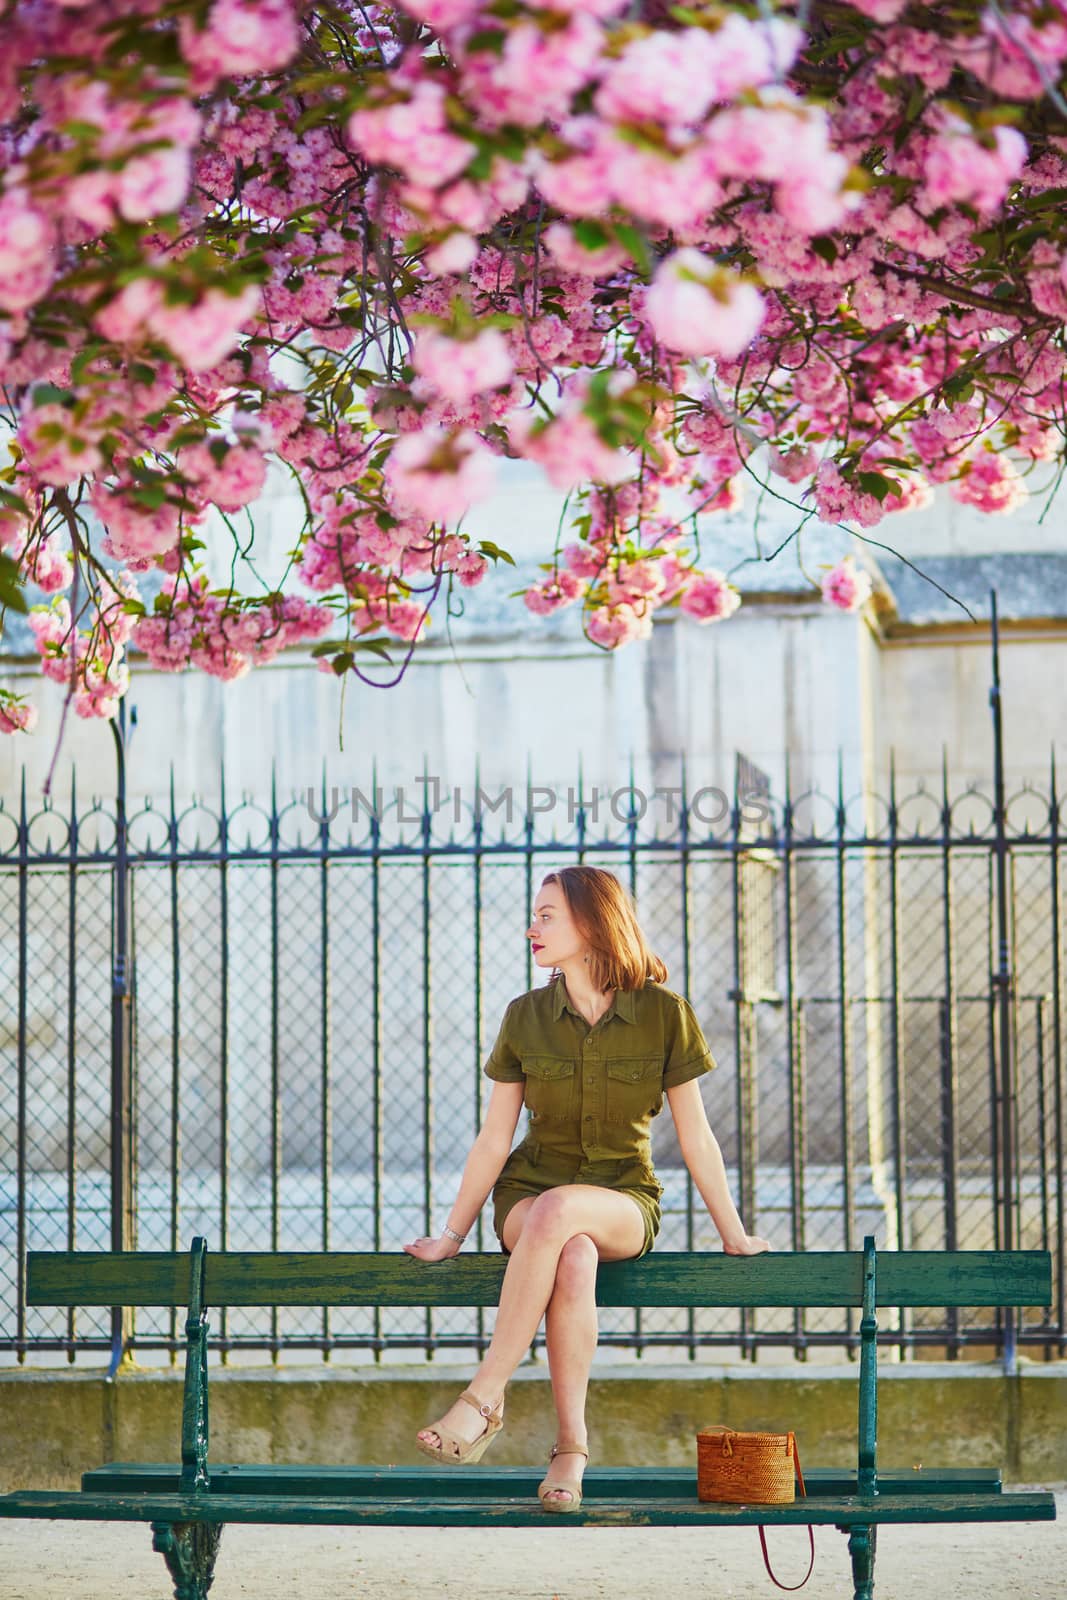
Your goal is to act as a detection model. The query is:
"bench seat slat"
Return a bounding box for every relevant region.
[79,1463,1004,1498]
[0,1489,1055,1528]
[26,1249,1053,1309]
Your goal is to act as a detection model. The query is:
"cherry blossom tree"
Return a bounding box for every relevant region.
[1,0,1066,736]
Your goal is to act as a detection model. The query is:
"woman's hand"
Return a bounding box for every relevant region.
[403,1235,462,1262]
[722,1232,772,1256]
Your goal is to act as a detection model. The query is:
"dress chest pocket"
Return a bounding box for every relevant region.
[522,1055,577,1121]
[604,1055,662,1125]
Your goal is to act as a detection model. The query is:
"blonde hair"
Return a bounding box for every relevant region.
[540,865,668,993]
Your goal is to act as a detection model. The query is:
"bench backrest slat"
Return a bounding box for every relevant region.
[26,1249,1052,1310]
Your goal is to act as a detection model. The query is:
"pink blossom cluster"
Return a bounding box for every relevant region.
[593,17,801,126]
[0,189,55,312]
[0,693,38,735]
[90,482,184,567]
[644,251,765,359]
[948,451,1029,515]
[411,327,514,405]
[180,440,269,511]
[920,121,1028,215]
[27,589,133,720]
[14,529,71,593]
[678,569,742,624]
[523,568,584,615]
[348,81,476,189]
[385,426,497,522]
[813,462,892,529]
[454,15,604,131]
[17,402,103,487]
[821,555,873,613]
[52,85,203,229]
[508,374,640,491]
[179,0,302,91]
[133,575,334,678]
[95,278,262,372]
[519,481,742,643]
[293,481,486,636]
[2,0,1067,720]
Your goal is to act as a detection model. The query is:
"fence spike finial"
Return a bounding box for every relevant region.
[940,743,950,827]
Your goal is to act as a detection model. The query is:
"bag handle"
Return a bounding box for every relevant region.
[757,1528,815,1592]
[758,1435,815,1592]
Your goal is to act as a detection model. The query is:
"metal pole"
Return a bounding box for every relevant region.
[108,697,136,1378]
[989,591,1017,1375]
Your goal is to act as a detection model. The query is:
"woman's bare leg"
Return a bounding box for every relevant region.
[540,1232,599,1505]
[416,1186,642,1452]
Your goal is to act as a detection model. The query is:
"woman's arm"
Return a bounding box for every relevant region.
[403,1080,525,1260]
[666,1079,770,1255]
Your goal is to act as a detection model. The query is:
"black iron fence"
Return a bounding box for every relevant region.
[2,758,1063,1368]
[0,636,1063,1368]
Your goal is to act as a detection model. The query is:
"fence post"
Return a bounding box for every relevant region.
[989,591,1018,1375]
[108,698,136,1377]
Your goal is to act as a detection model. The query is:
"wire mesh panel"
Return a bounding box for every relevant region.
[1,753,1063,1364]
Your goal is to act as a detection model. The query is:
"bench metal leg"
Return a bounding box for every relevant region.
[847,1524,876,1600]
[150,1520,224,1600]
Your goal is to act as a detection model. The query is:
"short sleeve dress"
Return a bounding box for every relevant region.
[483,974,717,1258]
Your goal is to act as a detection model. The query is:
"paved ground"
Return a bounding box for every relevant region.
[1,1491,1063,1600]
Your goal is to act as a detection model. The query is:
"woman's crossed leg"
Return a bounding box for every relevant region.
[415,1184,645,1498]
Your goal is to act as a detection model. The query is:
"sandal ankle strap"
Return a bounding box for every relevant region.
[550,1442,589,1460]
[458,1388,502,1420]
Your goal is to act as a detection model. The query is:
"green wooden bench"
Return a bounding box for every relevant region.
[0,1236,1055,1600]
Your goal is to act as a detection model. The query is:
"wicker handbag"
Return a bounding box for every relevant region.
[695,1425,815,1591]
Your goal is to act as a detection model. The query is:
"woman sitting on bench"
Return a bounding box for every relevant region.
[403,863,769,1512]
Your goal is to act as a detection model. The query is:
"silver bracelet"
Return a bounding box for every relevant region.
[442,1224,467,1243]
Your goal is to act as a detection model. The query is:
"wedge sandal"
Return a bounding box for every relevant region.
[537,1440,589,1513]
[415,1387,505,1465]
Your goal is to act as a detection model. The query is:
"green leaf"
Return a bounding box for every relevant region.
[57,120,104,142]
[943,372,975,404]
[573,219,610,251]
[464,28,507,54]
[0,553,28,615]
[856,470,903,502]
[127,483,167,510]
[465,146,493,182]
[477,540,515,565]
[612,222,652,278]
[31,382,73,408]
[811,236,837,264]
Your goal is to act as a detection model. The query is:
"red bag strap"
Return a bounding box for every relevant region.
[757,1434,815,1592]
[757,1527,816,1592]
[792,1435,806,1498]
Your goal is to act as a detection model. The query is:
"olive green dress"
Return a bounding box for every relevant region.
[483,974,718,1258]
